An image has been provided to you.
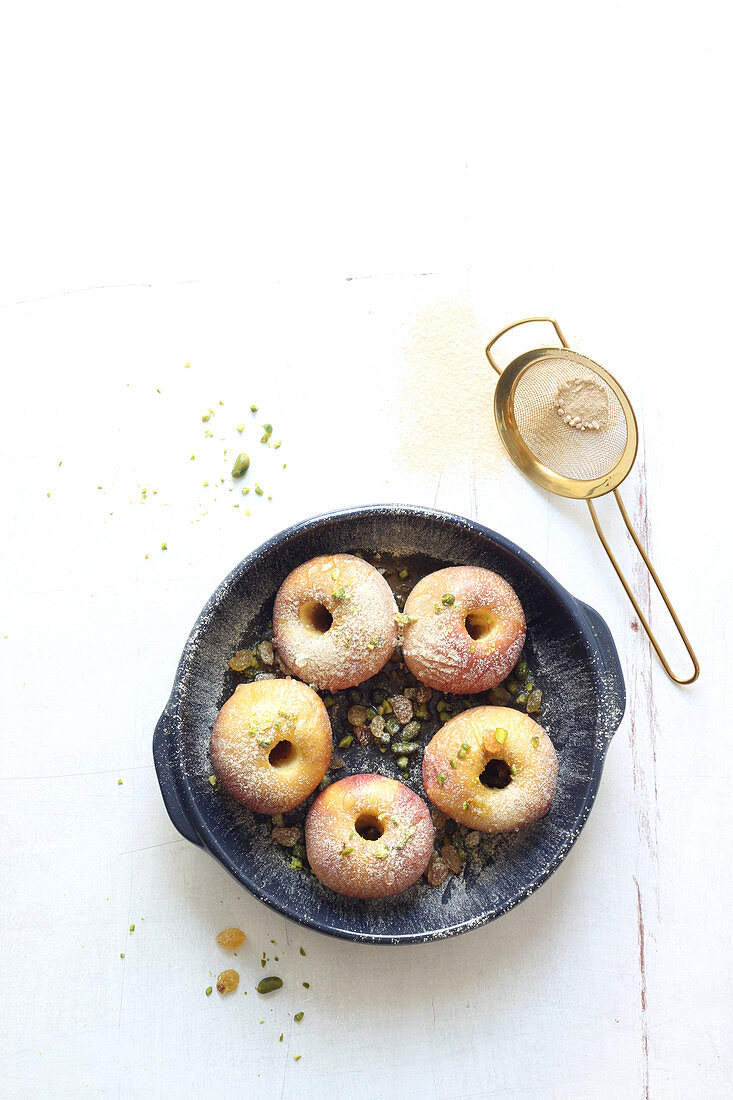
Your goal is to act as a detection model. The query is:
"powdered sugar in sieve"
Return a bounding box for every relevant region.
[511,356,628,481]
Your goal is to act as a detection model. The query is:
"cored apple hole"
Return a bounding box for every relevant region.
[269,740,295,768]
[355,813,385,841]
[479,759,512,789]
[299,601,333,634]
[465,609,495,640]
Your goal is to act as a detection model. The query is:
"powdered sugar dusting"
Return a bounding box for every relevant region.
[210,678,332,814]
[403,565,526,692]
[273,554,398,690]
[423,706,558,832]
[305,774,434,898]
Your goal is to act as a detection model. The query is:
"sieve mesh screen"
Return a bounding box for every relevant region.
[511,357,628,481]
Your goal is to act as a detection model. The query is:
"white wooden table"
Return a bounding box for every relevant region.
[1,5,730,1097]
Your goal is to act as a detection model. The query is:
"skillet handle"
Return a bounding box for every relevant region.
[153,710,202,847]
[577,600,626,740]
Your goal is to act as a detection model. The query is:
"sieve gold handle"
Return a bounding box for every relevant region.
[485,317,569,375]
[586,491,700,684]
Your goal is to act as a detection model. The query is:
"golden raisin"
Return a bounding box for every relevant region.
[216,928,245,950]
[229,649,256,672]
[271,827,301,848]
[216,969,240,993]
[426,852,451,887]
[441,841,463,874]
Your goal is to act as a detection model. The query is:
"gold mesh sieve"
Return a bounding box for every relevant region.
[486,317,699,685]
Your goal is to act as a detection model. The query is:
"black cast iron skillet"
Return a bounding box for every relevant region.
[153,505,625,944]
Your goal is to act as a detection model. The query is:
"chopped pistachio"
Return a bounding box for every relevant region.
[274,440,282,449]
[260,423,273,443]
[332,587,346,600]
[302,981,310,988]
[338,735,353,749]
[294,1012,304,1022]
[255,484,264,496]
[250,403,258,412]
[118,778,123,785]
[396,825,416,849]
[398,568,409,580]
[129,924,135,933]
[205,986,212,996]
[232,453,250,479]
[161,542,167,550]
[495,728,508,744]
[299,947,306,956]
[236,423,245,432]
[441,593,455,606]
[401,720,420,741]
[531,735,540,748]
[255,976,283,995]
[437,774,446,786]
[374,845,389,859]
[526,689,542,714]
[201,410,213,422]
